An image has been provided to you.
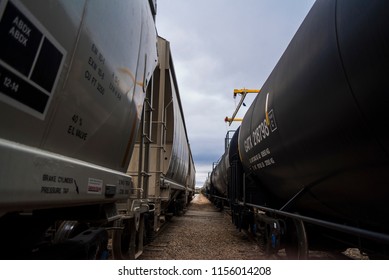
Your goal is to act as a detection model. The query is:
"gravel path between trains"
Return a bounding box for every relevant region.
[138,194,367,260]
[139,194,264,260]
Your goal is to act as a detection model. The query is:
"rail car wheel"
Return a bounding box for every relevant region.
[112,216,145,259]
[285,218,309,259]
[51,221,109,259]
[83,228,109,260]
[54,220,89,243]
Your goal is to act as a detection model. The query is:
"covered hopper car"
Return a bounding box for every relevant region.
[0,0,194,259]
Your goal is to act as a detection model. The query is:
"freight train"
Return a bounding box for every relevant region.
[0,0,195,259]
[205,0,389,259]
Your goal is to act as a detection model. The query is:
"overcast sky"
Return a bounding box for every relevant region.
[155,0,316,188]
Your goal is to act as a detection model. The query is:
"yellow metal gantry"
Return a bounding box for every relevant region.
[233,88,260,96]
[225,88,260,126]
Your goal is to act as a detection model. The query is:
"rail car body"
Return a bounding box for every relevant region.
[0,0,157,217]
[209,0,389,259]
[0,0,194,259]
[113,37,195,259]
[210,152,229,197]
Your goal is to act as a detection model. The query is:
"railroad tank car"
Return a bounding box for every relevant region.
[210,152,229,197]
[0,0,196,260]
[201,177,211,196]
[112,37,196,259]
[210,0,389,259]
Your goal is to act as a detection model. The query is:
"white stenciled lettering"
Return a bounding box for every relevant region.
[249,148,272,164]
[244,114,274,154]
[12,16,31,36]
[9,16,32,47]
[252,119,270,147]
[261,148,270,158]
[9,26,28,46]
[3,76,19,92]
[244,136,253,153]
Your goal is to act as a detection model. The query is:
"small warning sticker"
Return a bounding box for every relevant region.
[87,178,103,195]
[0,0,66,119]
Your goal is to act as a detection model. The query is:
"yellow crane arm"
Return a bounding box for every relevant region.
[225,88,260,125]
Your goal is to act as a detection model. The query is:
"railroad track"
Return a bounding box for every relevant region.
[137,195,368,260]
[138,194,266,260]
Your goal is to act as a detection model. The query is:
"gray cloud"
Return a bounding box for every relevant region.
[156,0,315,187]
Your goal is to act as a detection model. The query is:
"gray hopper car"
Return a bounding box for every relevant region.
[0,0,195,259]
